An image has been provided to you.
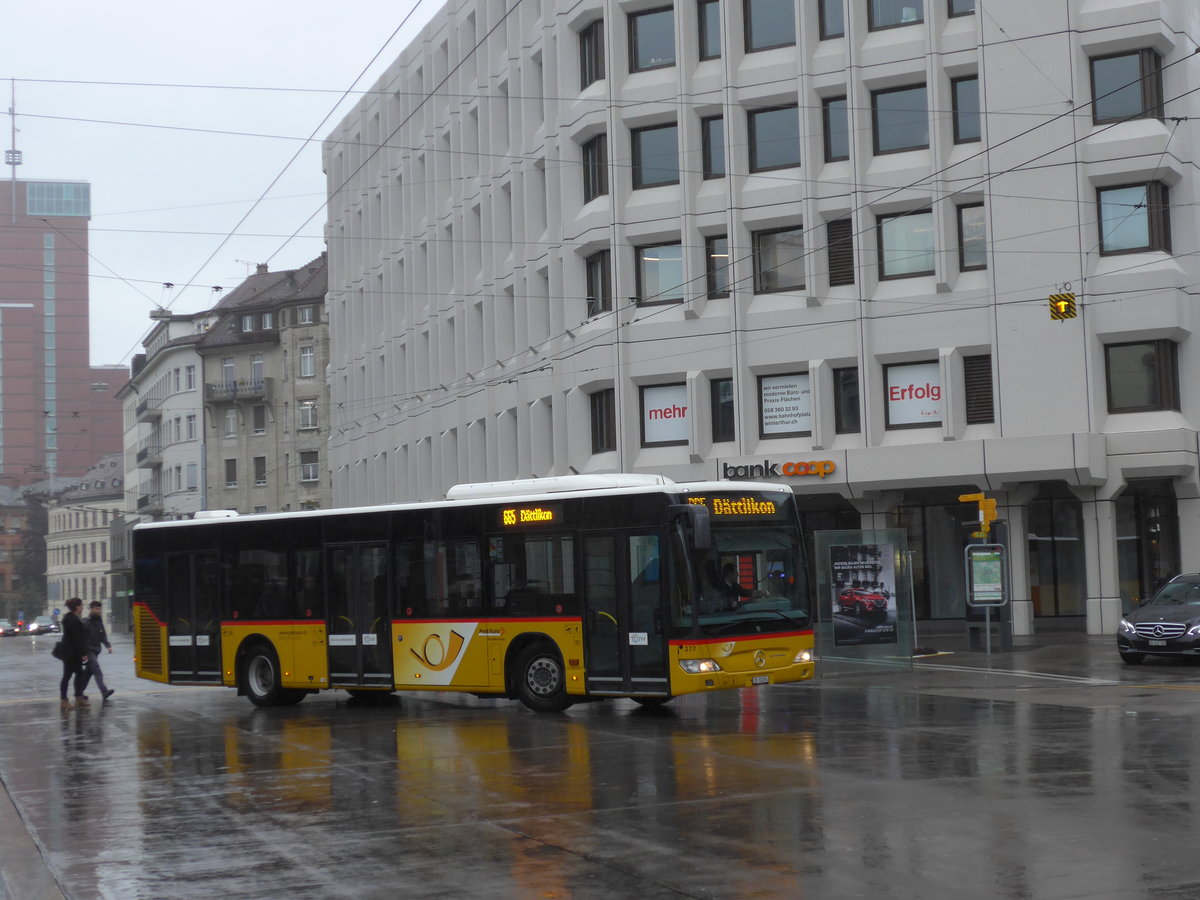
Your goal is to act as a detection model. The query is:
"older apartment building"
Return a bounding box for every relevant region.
[324,0,1200,634]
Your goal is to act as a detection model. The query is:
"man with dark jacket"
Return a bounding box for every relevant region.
[58,597,89,710]
[80,600,114,701]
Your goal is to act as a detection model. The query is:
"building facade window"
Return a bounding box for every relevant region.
[186,414,197,440]
[753,226,805,293]
[299,346,316,377]
[1097,182,1170,255]
[585,249,612,316]
[743,0,795,52]
[251,353,264,383]
[963,354,994,424]
[819,0,844,38]
[1105,340,1179,413]
[299,400,319,429]
[958,204,987,270]
[635,242,685,304]
[701,116,725,178]
[590,389,616,453]
[952,76,980,143]
[629,7,675,72]
[833,367,860,433]
[1091,50,1162,124]
[873,84,928,154]
[823,96,849,162]
[869,0,924,30]
[254,456,267,486]
[711,378,735,442]
[884,360,942,429]
[300,451,320,482]
[949,0,974,15]
[878,210,935,279]
[827,218,856,286]
[759,373,811,437]
[222,357,235,386]
[223,408,238,437]
[261,312,274,330]
[748,106,800,171]
[698,0,721,59]
[631,123,679,188]
[224,459,237,488]
[582,134,608,202]
[580,19,605,89]
[705,235,730,298]
[641,383,689,447]
[252,405,266,434]
[185,364,196,389]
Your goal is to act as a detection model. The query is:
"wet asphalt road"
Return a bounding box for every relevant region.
[3,631,1200,899]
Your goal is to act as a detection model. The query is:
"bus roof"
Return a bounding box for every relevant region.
[131,477,793,531]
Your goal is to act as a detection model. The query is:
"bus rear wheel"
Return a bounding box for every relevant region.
[514,643,572,713]
[243,643,287,707]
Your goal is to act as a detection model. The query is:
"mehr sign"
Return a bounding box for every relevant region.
[885,361,943,427]
[641,383,689,445]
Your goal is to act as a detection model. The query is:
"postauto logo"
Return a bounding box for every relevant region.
[722,459,837,480]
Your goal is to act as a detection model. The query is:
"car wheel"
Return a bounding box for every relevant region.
[243,643,286,707]
[1119,650,1145,665]
[855,602,866,618]
[513,643,572,713]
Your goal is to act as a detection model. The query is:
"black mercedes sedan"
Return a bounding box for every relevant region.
[1117,574,1200,664]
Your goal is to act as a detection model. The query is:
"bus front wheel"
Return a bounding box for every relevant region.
[243,643,287,707]
[514,643,572,713]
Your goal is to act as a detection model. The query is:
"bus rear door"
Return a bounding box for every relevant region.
[164,551,222,683]
[582,532,669,697]
[325,543,393,689]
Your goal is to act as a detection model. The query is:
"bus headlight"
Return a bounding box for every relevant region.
[679,659,722,675]
[793,649,812,664]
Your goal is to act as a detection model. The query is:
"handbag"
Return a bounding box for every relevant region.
[51,641,64,660]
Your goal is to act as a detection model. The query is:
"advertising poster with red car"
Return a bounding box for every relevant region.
[831,543,898,647]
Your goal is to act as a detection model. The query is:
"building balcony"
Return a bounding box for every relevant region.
[205,377,272,402]
[135,395,164,421]
[136,492,163,515]
[135,437,162,467]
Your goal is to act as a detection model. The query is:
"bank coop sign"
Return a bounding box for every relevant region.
[722,459,837,480]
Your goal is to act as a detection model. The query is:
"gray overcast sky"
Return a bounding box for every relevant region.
[4,1,441,367]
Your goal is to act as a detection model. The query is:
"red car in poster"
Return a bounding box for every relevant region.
[838,588,888,618]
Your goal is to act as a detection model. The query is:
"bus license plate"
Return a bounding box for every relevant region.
[1149,640,1167,646]
[751,675,769,685]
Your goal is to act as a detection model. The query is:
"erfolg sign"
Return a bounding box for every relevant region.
[722,459,837,479]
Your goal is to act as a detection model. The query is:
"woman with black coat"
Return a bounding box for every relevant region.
[58,597,89,709]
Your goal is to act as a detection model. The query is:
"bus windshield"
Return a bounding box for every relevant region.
[692,523,810,636]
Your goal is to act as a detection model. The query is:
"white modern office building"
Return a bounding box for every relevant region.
[324,0,1200,633]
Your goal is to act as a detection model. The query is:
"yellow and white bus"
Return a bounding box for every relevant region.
[133,475,814,711]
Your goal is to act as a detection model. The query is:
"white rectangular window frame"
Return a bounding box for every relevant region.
[300,451,320,482]
[878,210,935,279]
[299,346,316,377]
[298,400,318,430]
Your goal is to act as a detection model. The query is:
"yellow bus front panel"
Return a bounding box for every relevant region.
[669,630,815,696]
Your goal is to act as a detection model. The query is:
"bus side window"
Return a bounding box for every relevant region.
[395,540,427,618]
[293,548,323,619]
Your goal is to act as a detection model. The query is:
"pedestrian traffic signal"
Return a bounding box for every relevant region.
[1049,293,1076,321]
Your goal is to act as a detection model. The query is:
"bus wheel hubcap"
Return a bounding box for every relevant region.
[527,658,559,696]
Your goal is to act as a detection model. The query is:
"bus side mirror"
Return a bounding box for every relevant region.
[669,504,710,551]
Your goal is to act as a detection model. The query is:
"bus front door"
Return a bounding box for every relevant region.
[582,532,669,697]
[164,551,221,683]
[325,543,393,689]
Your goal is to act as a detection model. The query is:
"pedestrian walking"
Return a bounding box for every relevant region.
[58,597,89,710]
[80,600,114,702]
